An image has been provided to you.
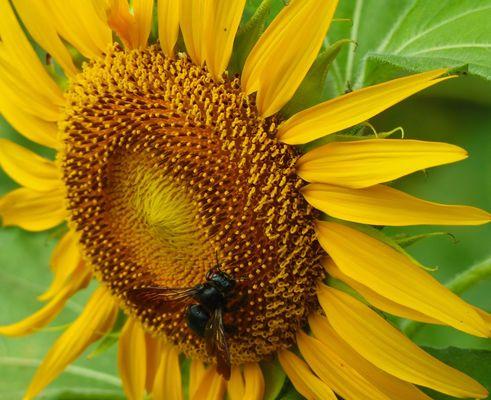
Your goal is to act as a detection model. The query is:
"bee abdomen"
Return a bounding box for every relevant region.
[187,304,209,337]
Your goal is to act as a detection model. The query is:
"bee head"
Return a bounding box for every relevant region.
[209,270,236,294]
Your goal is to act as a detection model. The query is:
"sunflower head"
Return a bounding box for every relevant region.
[61,44,324,364]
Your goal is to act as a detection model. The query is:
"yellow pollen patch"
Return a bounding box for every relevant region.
[60,45,324,364]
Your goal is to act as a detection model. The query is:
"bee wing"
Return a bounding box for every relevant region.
[205,308,231,380]
[127,286,198,312]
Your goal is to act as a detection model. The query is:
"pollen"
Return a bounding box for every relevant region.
[61,45,325,364]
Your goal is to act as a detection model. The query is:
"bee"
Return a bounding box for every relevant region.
[127,263,242,380]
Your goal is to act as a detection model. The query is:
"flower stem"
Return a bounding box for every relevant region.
[402,256,491,338]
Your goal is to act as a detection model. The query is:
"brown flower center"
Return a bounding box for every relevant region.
[61,45,324,364]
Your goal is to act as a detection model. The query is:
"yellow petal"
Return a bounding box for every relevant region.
[309,314,433,400]
[11,0,78,77]
[227,366,244,400]
[0,1,64,106]
[0,92,59,148]
[297,331,392,400]
[278,350,337,400]
[180,0,210,65]
[39,231,82,301]
[243,362,264,400]
[317,286,489,399]
[47,0,113,59]
[24,287,119,400]
[296,139,467,188]
[0,264,89,337]
[158,0,180,58]
[106,0,154,49]
[242,0,338,117]
[322,258,440,324]
[0,187,66,232]
[119,319,147,400]
[145,334,162,393]
[132,0,155,49]
[0,60,61,121]
[0,139,60,192]
[315,221,489,337]
[106,0,135,48]
[191,367,226,400]
[152,343,183,400]
[278,69,451,144]
[303,183,491,226]
[189,359,207,399]
[205,0,246,79]
[476,308,491,330]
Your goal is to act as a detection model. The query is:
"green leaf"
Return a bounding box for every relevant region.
[326,0,491,96]
[394,232,457,248]
[180,357,191,400]
[422,347,491,400]
[278,392,304,400]
[262,359,286,400]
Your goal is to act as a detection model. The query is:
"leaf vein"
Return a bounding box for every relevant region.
[394,5,491,53]
[344,0,364,86]
[407,43,491,57]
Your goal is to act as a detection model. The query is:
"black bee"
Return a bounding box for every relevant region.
[127,264,240,380]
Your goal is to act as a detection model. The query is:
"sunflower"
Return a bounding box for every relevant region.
[0,0,490,399]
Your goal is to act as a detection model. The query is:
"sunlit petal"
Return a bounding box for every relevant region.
[189,359,207,399]
[0,139,60,192]
[303,183,491,226]
[278,69,451,144]
[119,318,147,400]
[227,366,244,400]
[322,258,440,324]
[47,0,112,58]
[152,342,183,400]
[309,314,433,400]
[158,0,180,58]
[205,0,246,79]
[296,139,467,188]
[242,0,338,117]
[317,286,488,399]
[297,331,392,400]
[278,350,337,400]
[0,187,66,232]
[0,1,63,106]
[180,0,210,65]
[11,0,78,76]
[243,362,264,400]
[191,367,226,400]
[315,221,489,337]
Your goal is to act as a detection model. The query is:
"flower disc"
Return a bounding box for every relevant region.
[61,45,325,364]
